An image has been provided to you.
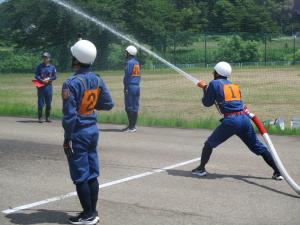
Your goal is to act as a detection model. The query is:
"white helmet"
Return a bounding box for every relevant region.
[214,61,232,77]
[125,45,137,56]
[71,40,97,65]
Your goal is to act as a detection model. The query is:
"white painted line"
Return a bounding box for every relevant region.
[2,192,77,215]
[2,157,200,214]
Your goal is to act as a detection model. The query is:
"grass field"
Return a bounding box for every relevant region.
[0,65,300,135]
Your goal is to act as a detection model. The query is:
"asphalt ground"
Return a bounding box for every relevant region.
[0,116,299,225]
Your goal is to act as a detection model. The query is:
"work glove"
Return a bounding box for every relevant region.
[63,139,74,158]
[42,80,49,85]
[42,78,50,85]
[197,80,207,89]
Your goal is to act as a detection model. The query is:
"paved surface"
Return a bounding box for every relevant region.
[0,116,300,225]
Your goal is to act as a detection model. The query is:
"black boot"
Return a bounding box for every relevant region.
[131,112,138,129]
[125,112,136,132]
[45,108,51,122]
[122,111,131,131]
[192,143,213,176]
[261,151,283,180]
[38,109,43,123]
[128,111,135,129]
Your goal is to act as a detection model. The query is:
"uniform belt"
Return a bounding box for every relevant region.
[224,111,245,117]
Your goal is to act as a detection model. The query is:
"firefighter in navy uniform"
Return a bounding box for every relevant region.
[123,45,141,132]
[192,62,283,181]
[62,40,114,225]
[35,52,57,123]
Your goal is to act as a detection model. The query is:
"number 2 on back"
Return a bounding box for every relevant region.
[86,92,96,112]
[78,88,100,115]
[223,84,241,101]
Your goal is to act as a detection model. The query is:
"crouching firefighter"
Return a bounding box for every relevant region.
[62,40,114,225]
[35,52,57,123]
[192,61,283,181]
[123,45,141,132]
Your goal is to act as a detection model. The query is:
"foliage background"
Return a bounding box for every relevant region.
[0,0,299,72]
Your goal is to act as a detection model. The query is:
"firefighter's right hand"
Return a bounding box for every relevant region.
[63,139,74,158]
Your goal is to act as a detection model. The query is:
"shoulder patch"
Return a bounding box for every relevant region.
[62,88,71,100]
[94,74,103,85]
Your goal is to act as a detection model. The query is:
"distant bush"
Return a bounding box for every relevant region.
[106,43,124,70]
[216,35,260,62]
[285,49,300,62]
[164,49,203,64]
[0,34,298,73]
[266,47,294,61]
[161,35,265,64]
[0,50,40,73]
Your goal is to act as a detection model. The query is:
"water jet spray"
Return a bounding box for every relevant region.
[1,0,297,195]
[48,0,300,196]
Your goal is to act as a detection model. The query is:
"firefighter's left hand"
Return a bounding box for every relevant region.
[197,80,207,89]
[63,139,74,157]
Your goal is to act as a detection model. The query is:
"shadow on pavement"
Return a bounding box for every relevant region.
[16,120,39,123]
[167,169,300,198]
[100,128,123,132]
[5,209,72,225]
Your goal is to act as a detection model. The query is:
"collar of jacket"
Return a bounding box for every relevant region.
[75,66,91,75]
[215,76,227,80]
[127,56,135,60]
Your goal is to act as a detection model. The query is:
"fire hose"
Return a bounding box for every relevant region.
[242,106,300,195]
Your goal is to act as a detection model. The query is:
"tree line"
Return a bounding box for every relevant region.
[0,0,299,71]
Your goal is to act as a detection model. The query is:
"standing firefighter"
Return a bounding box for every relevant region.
[34,52,57,123]
[192,62,283,180]
[123,45,141,132]
[62,40,114,225]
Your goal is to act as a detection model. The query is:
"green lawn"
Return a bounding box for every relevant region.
[0,65,300,135]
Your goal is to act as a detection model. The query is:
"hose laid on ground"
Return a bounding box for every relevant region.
[243,106,300,195]
[202,80,300,195]
[198,82,300,195]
